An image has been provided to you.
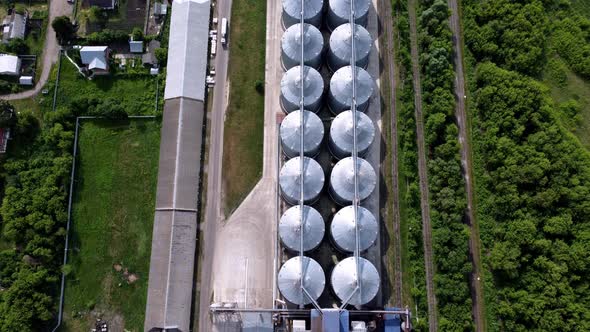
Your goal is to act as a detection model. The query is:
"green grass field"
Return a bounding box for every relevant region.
[61,120,160,332]
[544,57,590,149]
[221,0,266,214]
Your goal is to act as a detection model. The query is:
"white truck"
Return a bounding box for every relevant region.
[220,17,228,45]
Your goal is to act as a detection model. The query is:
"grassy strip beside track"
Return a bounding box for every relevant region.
[221,0,266,215]
[61,120,160,332]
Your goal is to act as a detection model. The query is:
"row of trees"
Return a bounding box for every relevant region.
[393,0,429,329]
[418,0,473,330]
[464,0,590,330]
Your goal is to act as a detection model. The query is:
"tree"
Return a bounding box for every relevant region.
[51,16,75,44]
[87,6,108,26]
[154,47,168,65]
[5,38,28,55]
[0,100,15,127]
[132,27,144,41]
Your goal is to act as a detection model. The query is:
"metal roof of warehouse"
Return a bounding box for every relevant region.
[164,0,211,101]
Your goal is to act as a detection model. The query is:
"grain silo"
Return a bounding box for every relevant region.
[331,257,379,306]
[329,157,376,205]
[327,0,370,31]
[328,23,372,71]
[328,66,373,114]
[280,205,325,252]
[282,0,324,29]
[282,23,324,70]
[329,110,375,159]
[280,110,325,158]
[279,256,326,305]
[281,65,325,113]
[330,205,377,253]
[280,156,325,205]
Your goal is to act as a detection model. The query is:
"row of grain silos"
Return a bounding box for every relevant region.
[277,0,380,308]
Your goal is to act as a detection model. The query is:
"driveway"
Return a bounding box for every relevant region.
[2,0,72,101]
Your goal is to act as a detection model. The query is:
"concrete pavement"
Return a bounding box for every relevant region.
[198,0,281,330]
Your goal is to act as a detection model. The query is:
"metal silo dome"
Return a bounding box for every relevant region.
[328,23,372,71]
[282,0,324,29]
[280,110,325,158]
[327,0,370,31]
[281,66,324,113]
[279,256,325,305]
[279,205,325,252]
[280,156,325,205]
[330,205,377,252]
[329,157,376,205]
[282,23,324,70]
[328,66,373,114]
[331,257,380,306]
[329,110,375,159]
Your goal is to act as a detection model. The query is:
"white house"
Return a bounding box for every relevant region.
[80,46,110,74]
[0,54,21,75]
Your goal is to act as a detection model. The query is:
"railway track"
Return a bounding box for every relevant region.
[447,0,486,330]
[408,0,438,330]
[378,0,403,307]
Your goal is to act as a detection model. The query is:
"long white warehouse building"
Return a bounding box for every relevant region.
[145,0,210,331]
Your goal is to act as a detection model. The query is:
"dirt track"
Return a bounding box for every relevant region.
[3,0,72,101]
[408,0,438,330]
[447,0,486,330]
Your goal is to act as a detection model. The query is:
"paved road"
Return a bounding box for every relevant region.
[198,0,282,330]
[197,0,233,330]
[447,0,486,331]
[408,0,438,330]
[3,0,72,100]
[378,0,403,308]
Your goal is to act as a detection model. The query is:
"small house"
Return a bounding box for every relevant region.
[80,46,110,74]
[1,12,27,43]
[154,2,168,16]
[142,40,160,66]
[19,76,33,85]
[0,54,21,75]
[129,40,143,53]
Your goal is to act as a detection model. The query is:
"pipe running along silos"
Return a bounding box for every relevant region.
[328,66,373,114]
[280,156,325,205]
[329,110,375,159]
[280,110,325,158]
[331,257,380,306]
[330,205,378,252]
[282,0,324,29]
[281,65,324,113]
[282,23,324,70]
[328,23,371,71]
[279,205,325,252]
[329,157,376,205]
[327,0,370,31]
[279,256,326,305]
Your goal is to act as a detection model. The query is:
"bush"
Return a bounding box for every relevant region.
[254,79,264,94]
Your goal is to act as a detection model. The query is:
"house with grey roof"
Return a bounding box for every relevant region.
[1,12,27,43]
[80,46,110,74]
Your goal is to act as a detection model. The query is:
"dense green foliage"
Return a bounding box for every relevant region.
[550,12,590,79]
[418,0,473,329]
[393,0,428,328]
[0,107,74,329]
[464,0,548,76]
[464,0,590,330]
[473,63,590,331]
